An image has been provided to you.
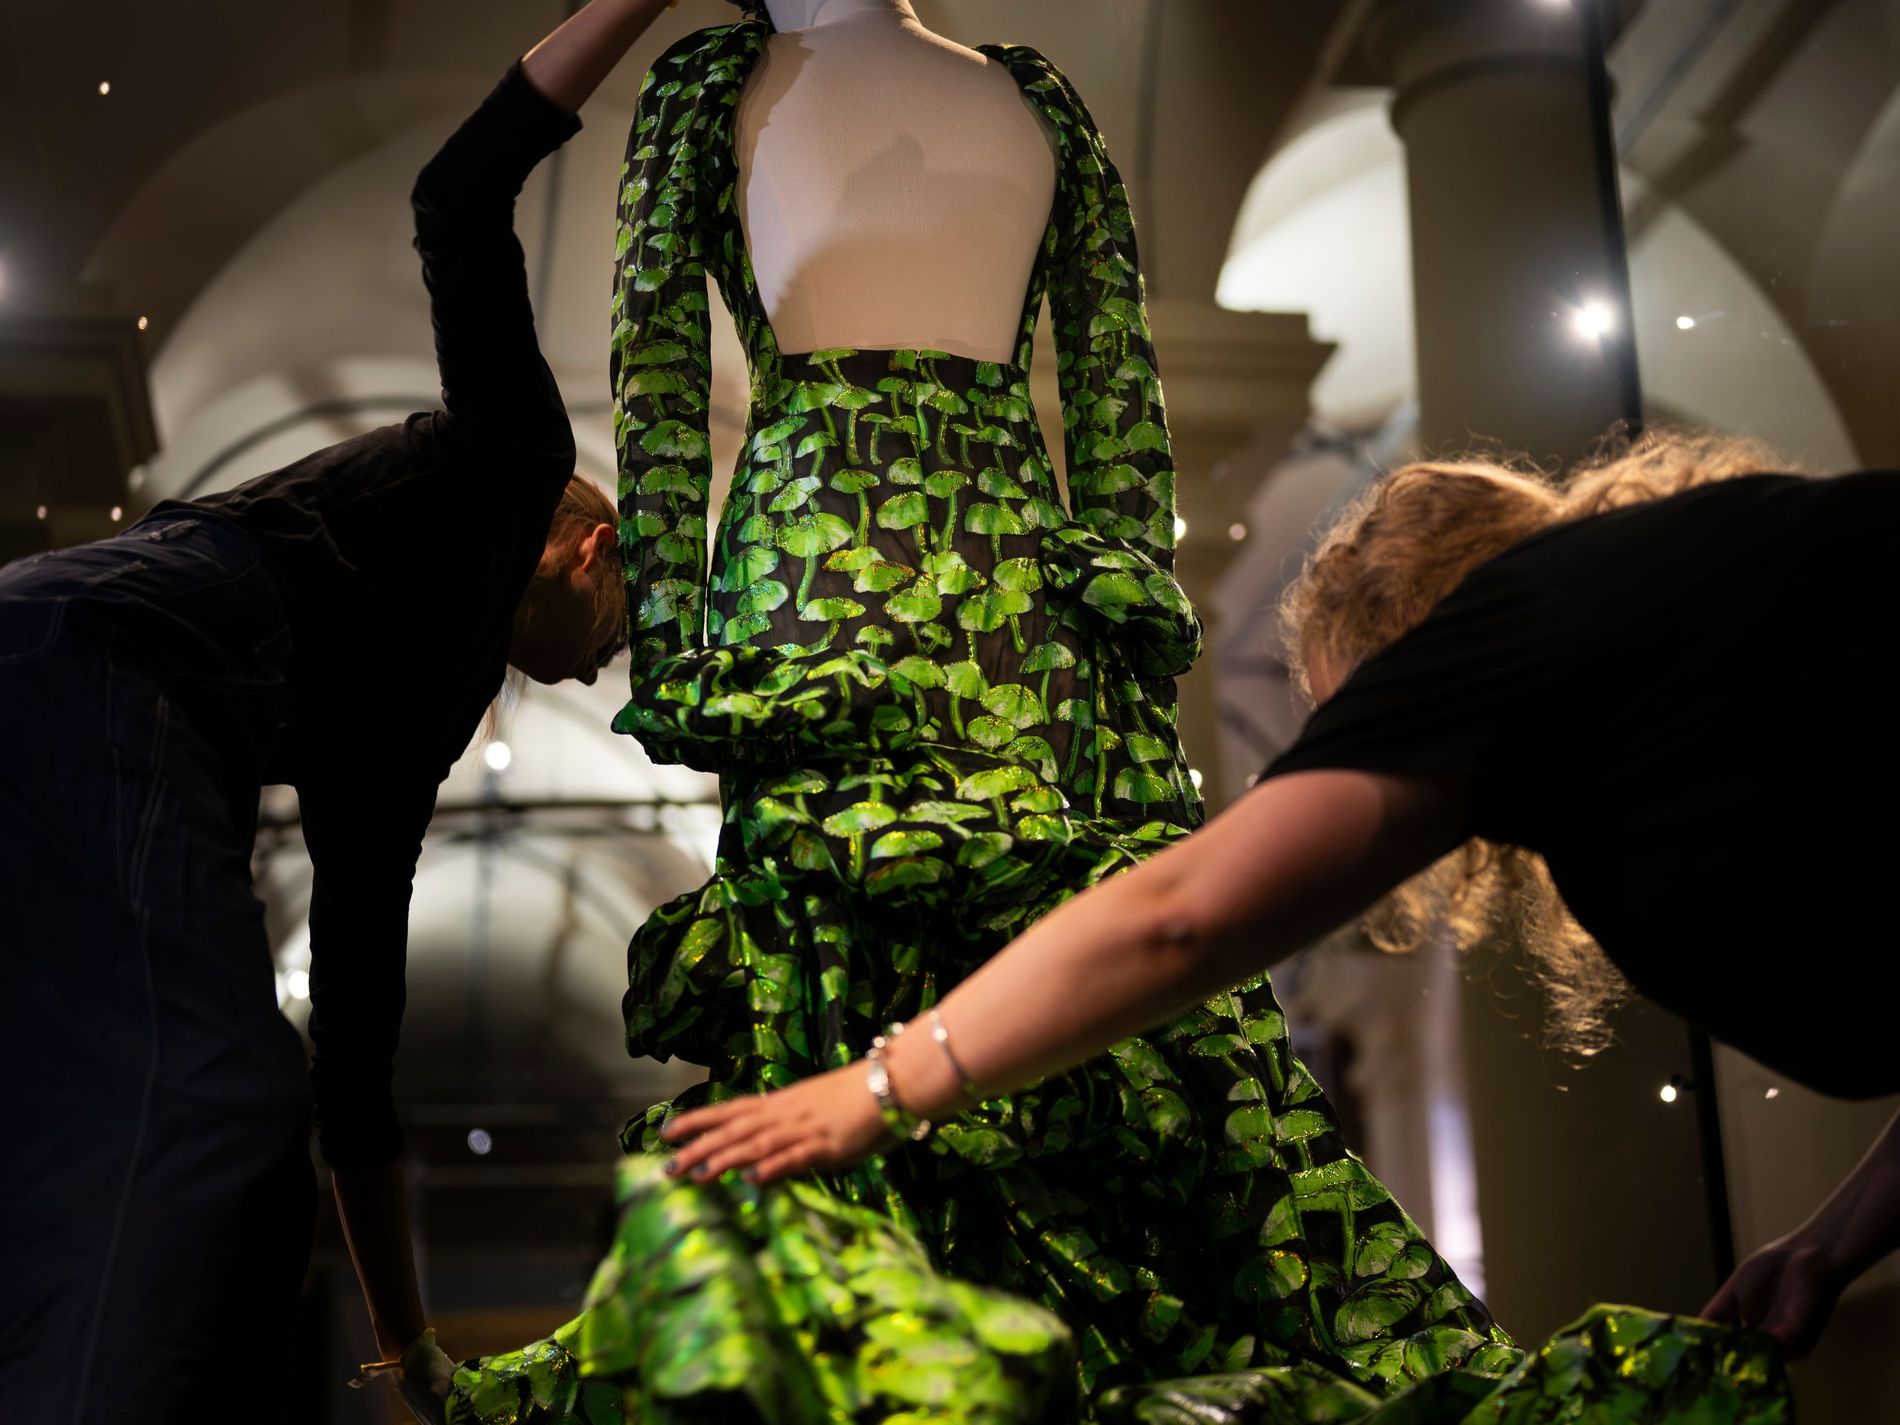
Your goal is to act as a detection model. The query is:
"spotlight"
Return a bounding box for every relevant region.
[1658,1082,1678,1104]
[1227,522,1247,543]
[1173,516,1188,541]
[110,506,123,522]
[1764,1086,1780,1100]
[467,1128,494,1156]
[1572,301,1615,342]
[483,741,513,772]
[286,968,311,1000]
[136,315,149,331]
[35,505,47,521]
[98,81,111,96]
[1675,315,1697,331]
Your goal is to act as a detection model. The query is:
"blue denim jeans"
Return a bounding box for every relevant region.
[0,514,315,1423]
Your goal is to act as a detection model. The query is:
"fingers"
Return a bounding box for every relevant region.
[691,1126,804,1182]
[748,1142,824,1186]
[665,1109,773,1178]
[662,1095,759,1143]
[1700,1278,1740,1324]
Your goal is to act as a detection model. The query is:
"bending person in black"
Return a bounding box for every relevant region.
[0,2,691,1419]
[662,430,1900,1364]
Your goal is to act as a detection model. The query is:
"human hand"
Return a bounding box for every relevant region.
[396,1328,456,1425]
[660,1064,893,1185]
[1701,1231,1844,1359]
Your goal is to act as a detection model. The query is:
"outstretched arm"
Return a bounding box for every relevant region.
[663,768,1468,1182]
[413,0,686,484]
[521,0,679,112]
[1704,1109,1900,1356]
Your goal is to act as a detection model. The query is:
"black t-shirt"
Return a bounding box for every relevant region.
[1265,470,1900,1099]
[154,66,582,1166]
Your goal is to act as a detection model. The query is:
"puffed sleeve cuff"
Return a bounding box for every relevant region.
[1037,523,1201,679]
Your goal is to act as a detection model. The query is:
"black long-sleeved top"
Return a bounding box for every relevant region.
[161,65,582,1166]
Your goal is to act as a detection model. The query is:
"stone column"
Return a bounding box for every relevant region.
[1366,0,1632,464]
[1149,301,1334,815]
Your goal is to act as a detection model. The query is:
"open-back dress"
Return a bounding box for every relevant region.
[444,23,1789,1425]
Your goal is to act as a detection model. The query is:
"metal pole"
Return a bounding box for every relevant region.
[1579,0,1735,1286]
[1577,0,1643,434]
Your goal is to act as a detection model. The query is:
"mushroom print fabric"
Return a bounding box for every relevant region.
[446,23,1791,1425]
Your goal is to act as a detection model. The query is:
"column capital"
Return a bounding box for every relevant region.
[1358,0,1589,104]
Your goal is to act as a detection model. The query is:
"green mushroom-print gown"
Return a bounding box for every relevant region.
[445,23,1791,1425]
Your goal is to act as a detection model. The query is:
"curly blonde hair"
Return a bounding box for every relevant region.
[1281,428,1797,1055]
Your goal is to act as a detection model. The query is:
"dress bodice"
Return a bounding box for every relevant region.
[609,23,1202,835]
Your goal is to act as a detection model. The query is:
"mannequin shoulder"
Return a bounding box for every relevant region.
[979,44,1102,135]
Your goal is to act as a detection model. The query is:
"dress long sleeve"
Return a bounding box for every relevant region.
[611,43,720,681]
[608,29,869,773]
[1020,54,1201,682]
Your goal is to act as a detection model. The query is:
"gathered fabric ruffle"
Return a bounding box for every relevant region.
[614,522,1199,779]
[445,1154,1078,1425]
[1036,521,1199,681]
[622,741,1190,1072]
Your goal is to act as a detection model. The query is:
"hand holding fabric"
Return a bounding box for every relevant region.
[397,1328,456,1425]
[661,1065,894,1184]
[1701,1232,1842,1358]
[1703,1106,1900,1358]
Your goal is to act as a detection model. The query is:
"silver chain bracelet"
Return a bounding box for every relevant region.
[864,1022,932,1142]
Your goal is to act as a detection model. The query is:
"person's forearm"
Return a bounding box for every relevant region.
[522,0,677,114]
[333,1161,428,1360]
[882,771,1461,1118]
[1805,1110,1900,1285]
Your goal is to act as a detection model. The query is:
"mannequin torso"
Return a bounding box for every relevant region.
[736,0,1057,362]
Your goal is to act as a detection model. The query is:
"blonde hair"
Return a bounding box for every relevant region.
[537,470,625,651]
[1282,428,1796,1055]
[486,471,626,739]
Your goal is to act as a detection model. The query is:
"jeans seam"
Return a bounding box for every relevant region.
[72,671,171,1425]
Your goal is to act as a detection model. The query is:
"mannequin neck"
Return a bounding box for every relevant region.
[762,0,921,33]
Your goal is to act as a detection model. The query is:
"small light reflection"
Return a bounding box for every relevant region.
[1658,1082,1679,1104]
[1572,301,1615,342]
[467,1128,494,1156]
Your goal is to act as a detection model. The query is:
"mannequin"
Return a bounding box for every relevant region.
[737,0,1056,361]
